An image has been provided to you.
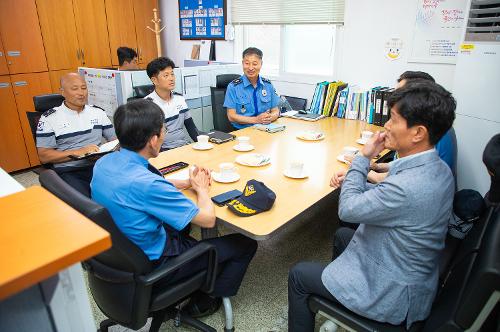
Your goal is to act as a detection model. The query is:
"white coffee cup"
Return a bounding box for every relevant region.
[288,160,304,177]
[197,135,209,146]
[237,136,251,147]
[361,130,374,142]
[219,162,237,179]
[342,146,358,158]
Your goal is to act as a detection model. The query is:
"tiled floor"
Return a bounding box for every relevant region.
[13,170,343,332]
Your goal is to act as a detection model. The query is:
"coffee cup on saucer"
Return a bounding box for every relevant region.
[287,160,305,178]
[360,130,374,143]
[237,136,251,148]
[219,162,238,180]
[342,146,358,158]
[197,135,210,146]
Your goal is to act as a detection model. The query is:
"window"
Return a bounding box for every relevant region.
[234,24,337,80]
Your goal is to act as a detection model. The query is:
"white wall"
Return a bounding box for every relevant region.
[338,0,456,91]
[159,0,234,67]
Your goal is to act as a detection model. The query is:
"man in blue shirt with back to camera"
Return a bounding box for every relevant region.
[91,99,257,318]
[224,47,280,129]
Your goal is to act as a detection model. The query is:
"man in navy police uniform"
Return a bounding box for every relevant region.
[223,47,280,129]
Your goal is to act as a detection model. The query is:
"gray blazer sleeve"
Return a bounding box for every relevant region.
[339,155,408,227]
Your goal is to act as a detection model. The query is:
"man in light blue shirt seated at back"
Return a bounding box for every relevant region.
[91,99,257,318]
[223,47,280,129]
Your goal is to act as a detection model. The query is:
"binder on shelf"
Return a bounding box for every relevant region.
[373,87,389,126]
[381,88,394,126]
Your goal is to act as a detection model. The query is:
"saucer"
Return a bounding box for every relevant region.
[192,142,214,150]
[337,154,348,164]
[212,171,240,183]
[283,168,308,179]
[233,144,255,152]
[356,138,368,145]
[235,153,271,167]
[296,131,325,141]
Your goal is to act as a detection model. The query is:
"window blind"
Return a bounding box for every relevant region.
[231,0,345,24]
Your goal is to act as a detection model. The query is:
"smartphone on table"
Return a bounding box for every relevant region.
[211,189,243,206]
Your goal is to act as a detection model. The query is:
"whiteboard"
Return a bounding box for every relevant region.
[409,0,467,64]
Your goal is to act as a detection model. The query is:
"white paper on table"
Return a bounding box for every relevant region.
[164,168,190,181]
[98,139,119,153]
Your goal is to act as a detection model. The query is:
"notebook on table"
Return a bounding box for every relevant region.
[281,111,325,122]
[207,130,236,144]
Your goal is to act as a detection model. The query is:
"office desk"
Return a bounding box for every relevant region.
[150,117,383,240]
[0,186,111,300]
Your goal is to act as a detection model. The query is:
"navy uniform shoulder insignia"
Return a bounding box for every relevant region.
[261,77,271,83]
[145,97,154,101]
[42,108,57,117]
[231,78,243,86]
[91,105,106,112]
[173,91,183,96]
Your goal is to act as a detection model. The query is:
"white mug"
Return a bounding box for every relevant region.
[342,146,358,158]
[361,130,374,141]
[237,136,250,147]
[288,160,304,177]
[219,162,237,179]
[197,135,209,145]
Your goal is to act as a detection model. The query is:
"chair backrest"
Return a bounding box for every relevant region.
[216,74,240,89]
[39,169,154,328]
[26,112,43,143]
[210,86,235,133]
[282,95,307,111]
[449,127,458,180]
[133,84,155,98]
[423,205,500,331]
[33,94,64,113]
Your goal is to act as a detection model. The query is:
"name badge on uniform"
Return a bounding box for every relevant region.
[241,105,246,113]
[262,89,267,97]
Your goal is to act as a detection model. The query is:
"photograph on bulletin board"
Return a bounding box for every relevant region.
[178,0,226,40]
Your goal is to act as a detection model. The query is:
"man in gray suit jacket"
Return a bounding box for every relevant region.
[288,81,456,331]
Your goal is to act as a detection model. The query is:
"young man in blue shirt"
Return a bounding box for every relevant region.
[91,99,257,317]
[223,47,280,129]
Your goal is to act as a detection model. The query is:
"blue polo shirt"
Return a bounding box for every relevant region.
[91,148,199,260]
[435,130,454,171]
[223,74,279,129]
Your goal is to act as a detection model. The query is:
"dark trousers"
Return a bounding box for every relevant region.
[288,227,356,331]
[155,233,257,298]
[55,166,93,197]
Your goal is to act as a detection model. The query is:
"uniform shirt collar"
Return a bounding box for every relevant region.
[120,148,149,168]
[61,102,88,114]
[151,90,173,104]
[242,74,263,88]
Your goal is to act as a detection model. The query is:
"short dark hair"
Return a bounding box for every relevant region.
[117,47,137,66]
[242,47,263,60]
[146,57,176,78]
[388,81,456,146]
[113,99,165,151]
[397,71,435,83]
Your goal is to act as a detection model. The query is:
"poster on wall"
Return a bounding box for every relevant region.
[409,0,467,64]
[178,0,226,40]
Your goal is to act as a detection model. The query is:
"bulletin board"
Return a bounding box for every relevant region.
[409,0,467,64]
[178,0,226,40]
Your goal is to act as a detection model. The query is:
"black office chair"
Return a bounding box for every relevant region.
[27,94,65,142]
[39,169,219,332]
[309,191,500,331]
[216,74,240,89]
[210,74,239,133]
[127,84,155,102]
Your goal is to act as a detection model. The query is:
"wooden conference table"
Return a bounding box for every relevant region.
[150,117,384,240]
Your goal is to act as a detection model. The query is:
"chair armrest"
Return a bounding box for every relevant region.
[139,242,218,291]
